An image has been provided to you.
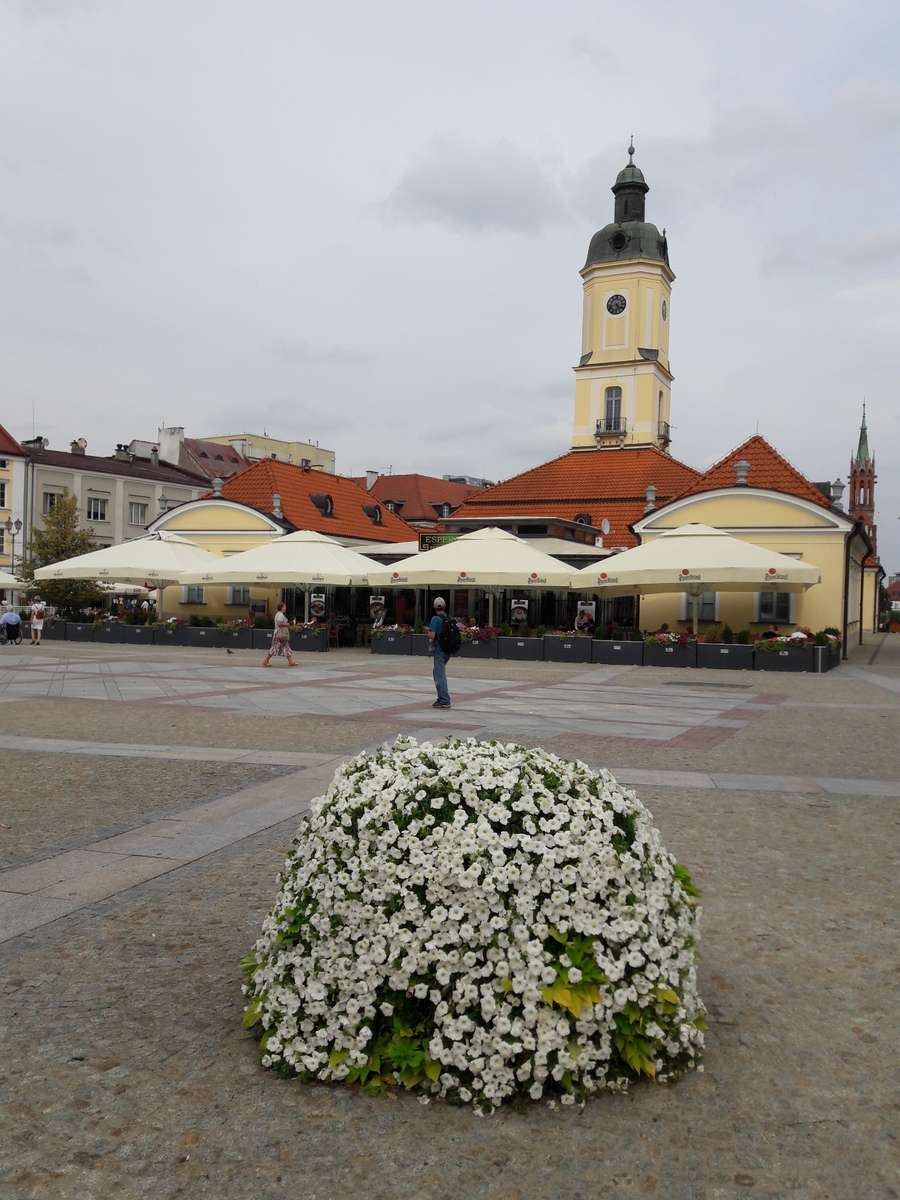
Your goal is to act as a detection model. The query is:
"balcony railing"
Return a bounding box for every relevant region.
[595,418,627,438]
[658,420,671,444]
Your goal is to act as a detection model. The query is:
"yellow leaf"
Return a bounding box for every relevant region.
[655,987,679,1005]
[500,977,513,993]
[424,1058,441,1083]
[329,1048,348,1070]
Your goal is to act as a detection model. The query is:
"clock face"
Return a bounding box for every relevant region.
[606,294,626,315]
[661,299,668,321]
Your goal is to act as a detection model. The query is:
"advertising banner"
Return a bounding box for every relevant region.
[510,598,529,624]
[575,600,596,632]
[369,595,386,627]
[309,593,326,620]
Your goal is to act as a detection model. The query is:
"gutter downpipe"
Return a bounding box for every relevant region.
[841,529,852,661]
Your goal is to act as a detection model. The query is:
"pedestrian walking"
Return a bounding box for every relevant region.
[0,607,22,645]
[428,597,460,708]
[29,596,47,646]
[263,602,298,668]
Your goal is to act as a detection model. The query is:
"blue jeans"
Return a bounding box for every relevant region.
[432,646,451,705]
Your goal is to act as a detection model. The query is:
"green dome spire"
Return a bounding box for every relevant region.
[855,402,870,465]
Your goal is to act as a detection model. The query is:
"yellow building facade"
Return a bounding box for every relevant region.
[632,489,869,644]
[572,145,674,452]
[149,499,284,619]
[205,433,335,473]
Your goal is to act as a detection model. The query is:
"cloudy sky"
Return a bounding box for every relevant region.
[2,0,898,569]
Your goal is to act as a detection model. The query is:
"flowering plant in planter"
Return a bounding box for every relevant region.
[372,623,412,635]
[241,737,705,1110]
[755,627,815,652]
[461,625,500,644]
[643,630,695,647]
[546,628,592,638]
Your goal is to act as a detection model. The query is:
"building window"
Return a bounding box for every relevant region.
[42,492,60,515]
[183,585,205,605]
[0,530,4,554]
[128,501,148,526]
[86,497,108,522]
[605,386,622,429]
[0,482,6,508]
[683,591,717,621]
[757,591,792,623]
[228,586,251,605]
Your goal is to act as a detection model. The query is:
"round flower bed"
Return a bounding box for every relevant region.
[242,737,705,1110]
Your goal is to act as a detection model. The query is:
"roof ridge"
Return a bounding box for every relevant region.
[667,433,831,508]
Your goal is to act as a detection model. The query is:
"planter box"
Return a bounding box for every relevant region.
[220,628,255,650]
[121,623,156,645]
[410,634,431,657]
[178,627,221,648]
[93,623,126,644]
[252,628,276,650]
[643,642,697,668]
[371,632,412,655]
[291,628,328,652]
[591,639,644,665]
[153,626,192,646]
[459,638,499,659]
[815,644,840,673]
[498,636,545,662]
[696,643,754,670]
[65,622,96,642]
[41,622,66,639]
[754,645,815,672]
[544,636,592,663]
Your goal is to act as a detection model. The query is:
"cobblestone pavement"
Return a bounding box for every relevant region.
[1,636,898,1199]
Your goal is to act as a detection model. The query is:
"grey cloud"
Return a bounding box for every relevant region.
[272,340,374,367]
[380,136,568,234]
[761,229,900,279]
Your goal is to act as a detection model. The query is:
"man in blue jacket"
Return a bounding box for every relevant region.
[428,597,451,709]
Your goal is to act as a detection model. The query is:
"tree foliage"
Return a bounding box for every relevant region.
[20,493,103,618]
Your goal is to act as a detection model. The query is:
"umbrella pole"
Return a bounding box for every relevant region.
[488,591,494,627]
[692,592,699,637]
[304,588,310,623]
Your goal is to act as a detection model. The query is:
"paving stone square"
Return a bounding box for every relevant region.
[1,636,898,1199]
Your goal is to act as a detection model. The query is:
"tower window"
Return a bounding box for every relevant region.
[604,387,623,431]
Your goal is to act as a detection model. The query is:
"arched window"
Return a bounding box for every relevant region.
[604,386,622,430]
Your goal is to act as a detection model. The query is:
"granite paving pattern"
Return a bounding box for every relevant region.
[0,635,897,1199]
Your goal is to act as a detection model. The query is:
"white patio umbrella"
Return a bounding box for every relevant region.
[367,527,573,625]
[179,529,381,621]
[33,531,220,618]
[571,523,821,635]
[0,569,22,589]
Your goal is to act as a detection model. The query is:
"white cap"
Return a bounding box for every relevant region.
[433,596,446,609]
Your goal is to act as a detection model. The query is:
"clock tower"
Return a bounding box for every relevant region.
[572,143,675,451]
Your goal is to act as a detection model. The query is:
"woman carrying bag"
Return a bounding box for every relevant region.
[263,602,298,669]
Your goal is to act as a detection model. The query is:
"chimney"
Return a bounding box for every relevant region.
[212,476,224,496]
[150,446,159,468]
[365,470,379,491]
[272,492,283,519]
[734,459,750,486]
[157,426,185,467]
[113,443,132,462]
[644,483,657,513]
[70,438,87,455]
[831,477,845,506]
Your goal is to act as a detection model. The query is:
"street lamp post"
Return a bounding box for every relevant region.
[4,517,22,575]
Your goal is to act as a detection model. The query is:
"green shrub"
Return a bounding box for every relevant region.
[734,629,750,644]
[254,615,274,629]
[721,624,734,644]
[499,622,511,638]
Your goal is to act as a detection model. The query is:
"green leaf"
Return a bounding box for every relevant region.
[548,927,568,945]
[329,1048,348,1070]
[239,952,258,978]
[655,987,679,1006]
[500,977,513,993]
[242,999,262,1029]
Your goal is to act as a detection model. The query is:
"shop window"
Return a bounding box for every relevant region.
[86,497,108,522]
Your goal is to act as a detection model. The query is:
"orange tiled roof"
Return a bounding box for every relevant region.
[0,424,27,457]
[670,435,833,509]
[452,446,699,547]
[348,473,481,522]
[213,459,415,543]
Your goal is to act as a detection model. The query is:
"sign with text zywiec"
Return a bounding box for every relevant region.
[418,532,459,553]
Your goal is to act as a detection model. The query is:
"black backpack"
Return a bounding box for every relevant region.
[437,614,462,656]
